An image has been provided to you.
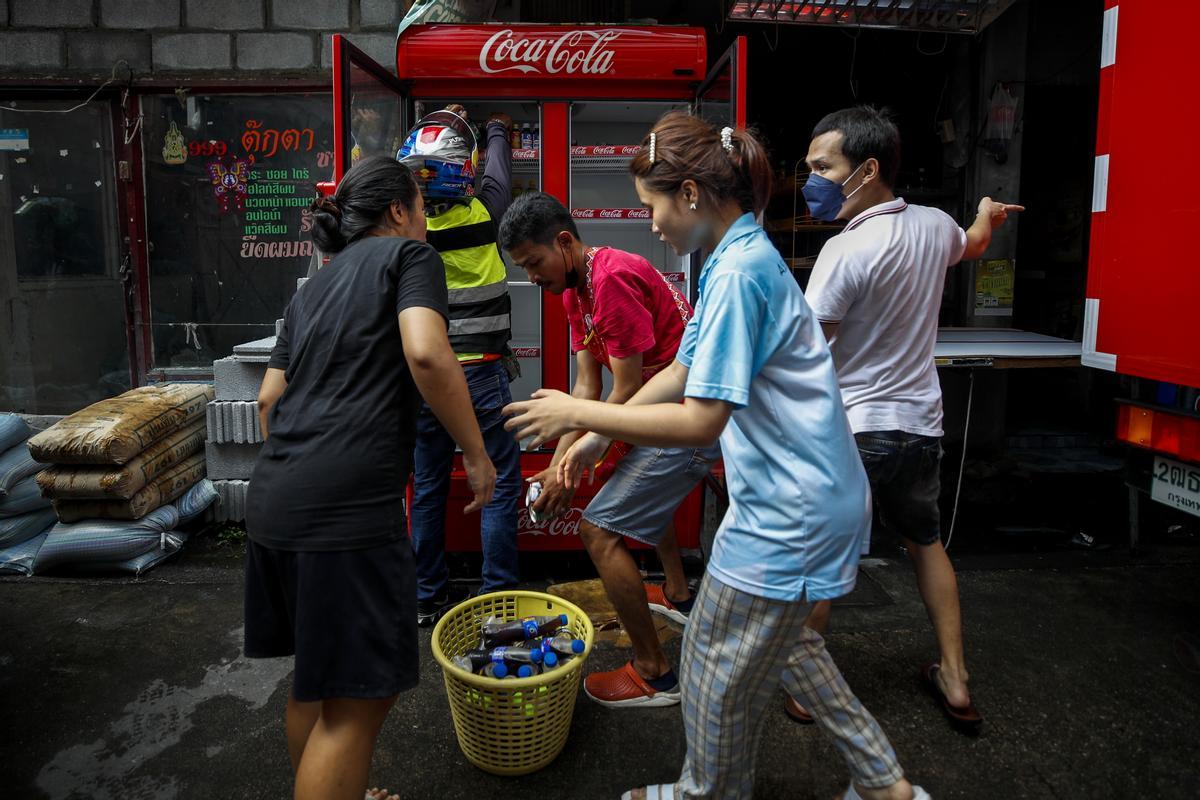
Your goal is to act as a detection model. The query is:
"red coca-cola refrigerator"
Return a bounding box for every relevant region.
[329,25,746,551]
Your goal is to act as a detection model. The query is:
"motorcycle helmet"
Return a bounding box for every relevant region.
[396,109,478,201]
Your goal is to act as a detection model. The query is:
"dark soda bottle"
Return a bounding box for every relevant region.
[453,646,543,674]
[482,614,569,646]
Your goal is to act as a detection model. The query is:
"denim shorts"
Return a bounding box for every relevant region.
[855,431,943,547]
[583,442,720,546]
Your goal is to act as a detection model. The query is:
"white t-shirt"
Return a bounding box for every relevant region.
[805,198,967,438]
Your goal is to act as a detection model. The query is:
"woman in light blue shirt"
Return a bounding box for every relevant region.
[504,112,929,800]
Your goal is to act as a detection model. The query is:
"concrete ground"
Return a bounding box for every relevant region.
[1,542,1199,800]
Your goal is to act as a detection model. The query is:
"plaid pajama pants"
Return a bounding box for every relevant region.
[675,573,905,799]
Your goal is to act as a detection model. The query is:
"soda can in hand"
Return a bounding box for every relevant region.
[526,481,544,524]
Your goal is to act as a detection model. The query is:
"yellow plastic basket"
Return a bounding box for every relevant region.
[431,590,595,776]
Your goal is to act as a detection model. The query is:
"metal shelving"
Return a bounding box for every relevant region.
[726,0,1020,34]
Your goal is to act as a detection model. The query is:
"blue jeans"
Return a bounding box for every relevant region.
[855,431,943,546]
[411,359,523,600]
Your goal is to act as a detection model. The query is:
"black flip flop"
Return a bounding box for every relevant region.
[920,663,983,730]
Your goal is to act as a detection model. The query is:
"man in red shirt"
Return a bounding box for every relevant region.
[499,192,717,708]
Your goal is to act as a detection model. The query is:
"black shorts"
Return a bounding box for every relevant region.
[243,538,419,702]
[855,431,944,547]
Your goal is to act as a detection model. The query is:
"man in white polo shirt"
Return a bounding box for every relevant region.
[791,106,1022,731]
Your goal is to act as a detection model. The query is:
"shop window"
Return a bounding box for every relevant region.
[0,100,130,414]
[140,94,334,370]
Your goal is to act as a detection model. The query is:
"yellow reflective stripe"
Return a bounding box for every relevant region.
[441,244,506,291]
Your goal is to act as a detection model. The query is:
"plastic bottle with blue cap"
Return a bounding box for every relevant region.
[481,614,569,647]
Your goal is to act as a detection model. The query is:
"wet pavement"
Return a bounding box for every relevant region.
[1,541,1198,800]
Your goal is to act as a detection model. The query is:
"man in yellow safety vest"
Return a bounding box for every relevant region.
[399,105,523,625]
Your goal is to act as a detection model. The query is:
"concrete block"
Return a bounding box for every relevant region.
[185,0,264,30]
[206,401,263,445]
[213,479,249,522]
[236,32,313,70]
[360,0,404,28]
[0,32,64,69]
[321,32,392,70]
[272,0,347,29]
[153,32,230,69]
[101,0,179,28]
[232,335,276,362]
[11,0,93,28]
[68,31,151,71]
[212,356,267,402]
[205,441,261,481]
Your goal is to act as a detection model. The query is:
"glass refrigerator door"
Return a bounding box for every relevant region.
[331,35,410,183]
[567,101,690,394]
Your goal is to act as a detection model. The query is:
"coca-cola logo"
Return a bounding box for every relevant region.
[627,208,650,219]
[599,209,623,218]
[662,272,685,282]
[512,347,541,358]
[592,145,617,156]
[480,28,637,76]
[572,209,597,218]
[517,507,584,537]
[570,146,586,156]
[619,145,641,156]
[513,149,538,160]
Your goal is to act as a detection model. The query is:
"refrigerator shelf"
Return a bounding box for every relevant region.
[570,208,651,221]
[510,148,541,174]
[497,146,644,174]
[570,145,642,174]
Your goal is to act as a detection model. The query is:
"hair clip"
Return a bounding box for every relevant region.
[720,127,734,154]
[649,132,656,164]
[313,195,342,219]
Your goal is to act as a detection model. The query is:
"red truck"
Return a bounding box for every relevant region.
[1085,0,1200,539]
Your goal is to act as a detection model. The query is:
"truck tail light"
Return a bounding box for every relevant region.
[1117,404,1200,463]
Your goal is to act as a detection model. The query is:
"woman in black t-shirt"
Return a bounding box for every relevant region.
[243,156,495,800]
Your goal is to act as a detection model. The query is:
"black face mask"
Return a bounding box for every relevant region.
[560,241,580,289]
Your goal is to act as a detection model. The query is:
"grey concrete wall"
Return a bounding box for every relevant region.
[0,0,406,78]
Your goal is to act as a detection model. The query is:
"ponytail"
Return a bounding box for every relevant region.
[728,128,773,218]
[629,111,772,217]
[309,155,420,253]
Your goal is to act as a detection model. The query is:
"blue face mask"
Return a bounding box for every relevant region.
[801,161,867,222]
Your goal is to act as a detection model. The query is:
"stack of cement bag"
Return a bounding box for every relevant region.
[28,479,218,576]
[0,384,219,576]
[0,414,56,562]
[28,384,213,523]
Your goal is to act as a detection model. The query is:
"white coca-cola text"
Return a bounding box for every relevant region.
[517,507,584,537]
[479,29,630,75]
[572,209,597,218]
[599,209,623,218]
[591,145,617,155]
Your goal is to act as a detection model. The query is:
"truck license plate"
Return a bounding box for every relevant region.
[1151,456,1200,518]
